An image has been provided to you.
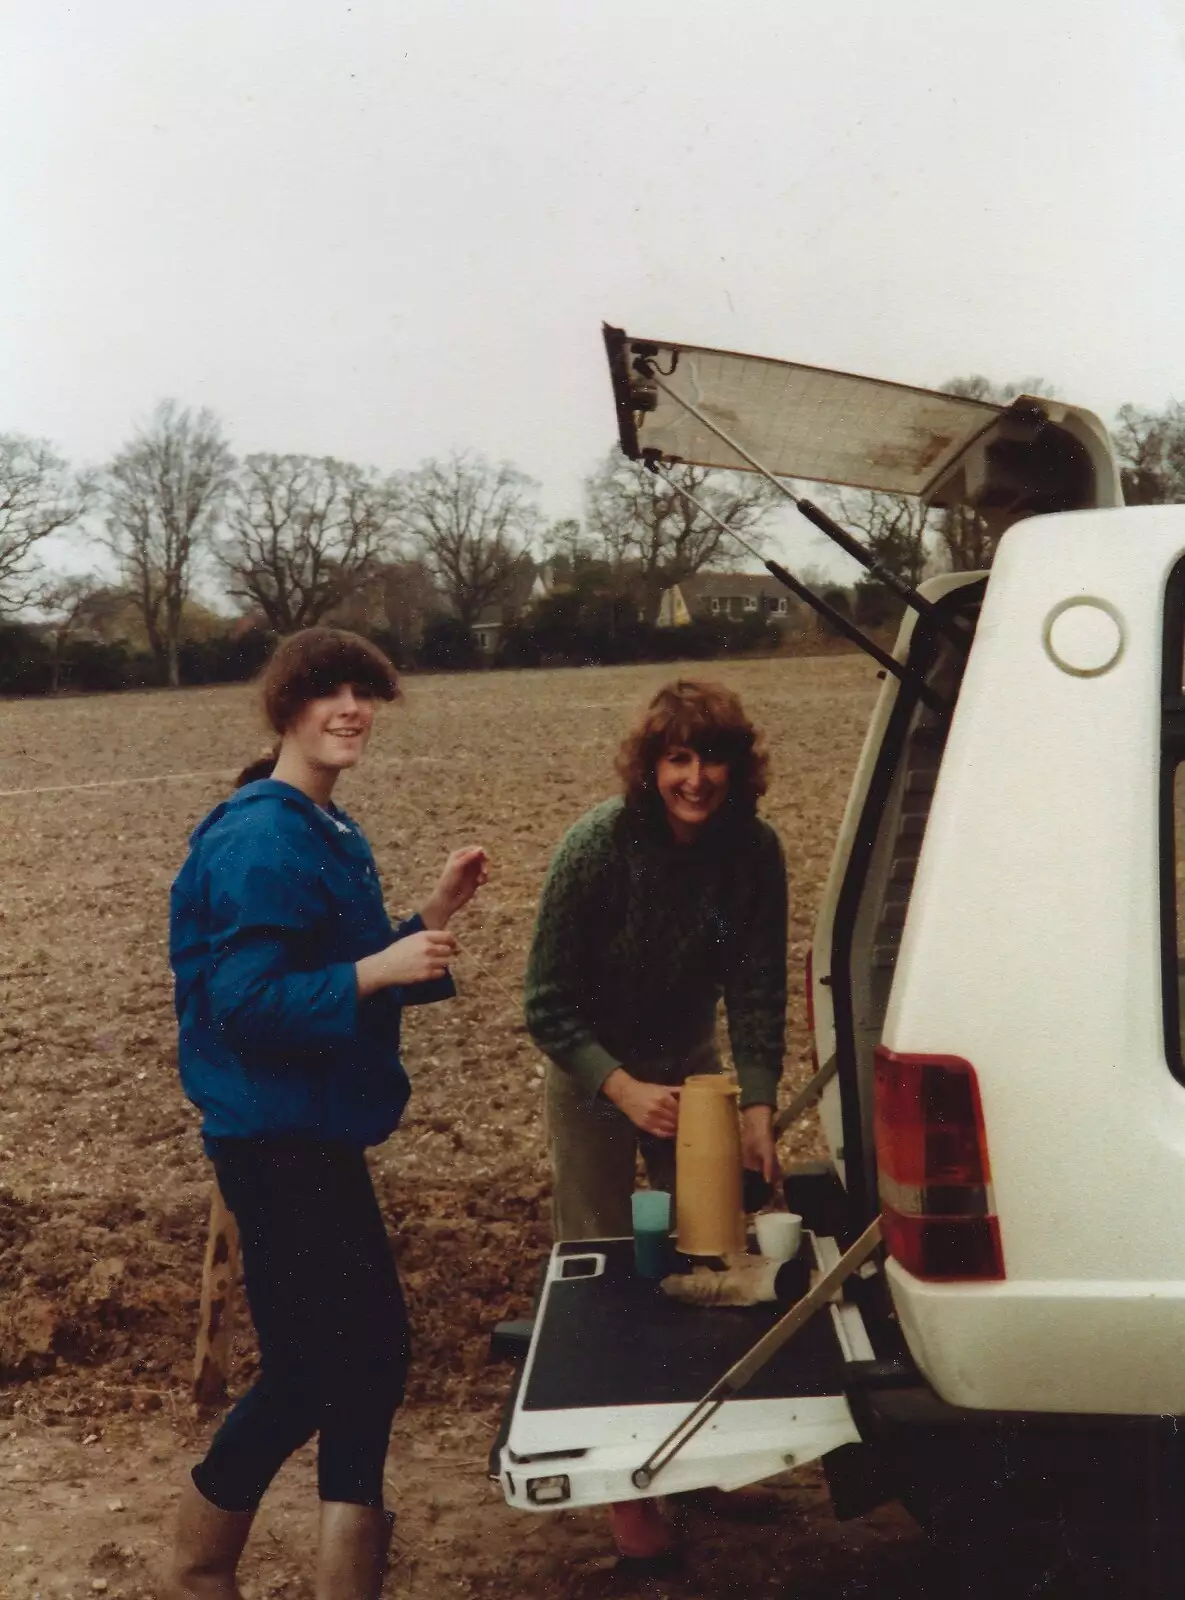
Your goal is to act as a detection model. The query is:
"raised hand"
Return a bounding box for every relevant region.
[422,846,489,928]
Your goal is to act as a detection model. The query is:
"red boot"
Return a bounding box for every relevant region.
[607,1498,675,1559]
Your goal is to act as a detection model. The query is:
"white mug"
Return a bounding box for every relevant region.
[755,1211,803,1262]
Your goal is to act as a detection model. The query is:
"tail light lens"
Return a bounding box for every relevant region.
[873,1047,1004,1281]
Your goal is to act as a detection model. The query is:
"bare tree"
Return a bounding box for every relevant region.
[394,453,539,629]
[219,455,399,633]
[537,517,615,592]
[1113,402,1185,506]
[106,401,234,686]
[38,575,110,692]
[826,487,933,591]
[374,557,441,654]
[585,453,779,624]
[932,506,981,572]
[540,518,587,567]
[326,556,441,658]
[0,435,90,614]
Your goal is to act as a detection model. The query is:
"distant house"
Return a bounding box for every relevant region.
[471,615,499,654]
[229,609,271,640]
[657,572,802,628]
[471,560,554,655]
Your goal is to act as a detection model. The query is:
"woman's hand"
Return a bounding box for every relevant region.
[356,930,458,997]
[740,1104,780,1185]
[601,1070,681,1138]
[421,847,489,929]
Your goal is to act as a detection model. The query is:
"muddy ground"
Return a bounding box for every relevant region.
[0,654,961,1598]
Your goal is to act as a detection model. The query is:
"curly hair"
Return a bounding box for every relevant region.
[236,628,401,787]
[615,679,769,823]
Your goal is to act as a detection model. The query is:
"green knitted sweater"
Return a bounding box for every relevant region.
[524,797,787,1108]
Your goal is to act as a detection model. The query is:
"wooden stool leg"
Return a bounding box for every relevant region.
[193,1181,241,1406]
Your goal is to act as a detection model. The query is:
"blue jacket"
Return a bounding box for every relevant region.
[169,779,454,1146]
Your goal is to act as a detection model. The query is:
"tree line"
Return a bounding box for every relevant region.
[0,401,787,691]
[3,377,1183,693]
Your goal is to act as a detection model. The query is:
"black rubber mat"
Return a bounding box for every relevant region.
[522,1239,844,1412]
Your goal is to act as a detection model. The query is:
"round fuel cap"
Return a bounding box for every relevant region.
[1043,598,1125,677]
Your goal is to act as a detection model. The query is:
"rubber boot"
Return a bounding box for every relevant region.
[607,1498,676,1559]
[166,1478,255,1600]
[314,1502,395,1600]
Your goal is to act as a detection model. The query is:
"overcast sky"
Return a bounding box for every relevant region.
[5,0,1185,580]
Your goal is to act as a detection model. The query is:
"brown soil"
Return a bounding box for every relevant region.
[0,656,942,1597]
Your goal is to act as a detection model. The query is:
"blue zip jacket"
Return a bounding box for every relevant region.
[169,779,454,1146]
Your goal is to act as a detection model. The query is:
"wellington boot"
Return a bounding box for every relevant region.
[314,1501,395,1600]
[166,1479,255,1600]
[607,1498,676,1559]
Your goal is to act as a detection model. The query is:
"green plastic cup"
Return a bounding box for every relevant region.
[632,1189,672,1278]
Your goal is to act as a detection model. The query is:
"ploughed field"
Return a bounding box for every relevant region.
[0,657,945,1598]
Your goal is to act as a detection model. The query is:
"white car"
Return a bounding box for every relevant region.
[494,332,1185,1591]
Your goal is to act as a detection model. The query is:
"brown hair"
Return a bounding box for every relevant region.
[615,679,769,825]
[235,628,401,787]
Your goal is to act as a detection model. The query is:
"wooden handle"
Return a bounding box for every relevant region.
[193,1181,241,1407]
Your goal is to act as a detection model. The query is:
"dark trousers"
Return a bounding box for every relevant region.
[192,1136,409,1513]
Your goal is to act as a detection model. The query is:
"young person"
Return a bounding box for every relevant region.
[524,679,788,1558]
[167,628,487,1600]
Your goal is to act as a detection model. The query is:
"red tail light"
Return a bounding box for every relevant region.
[873,1047,1004,1282]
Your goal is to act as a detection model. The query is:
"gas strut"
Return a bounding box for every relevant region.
[646,460,953,719]
[631,1216,884,1491]
[632,353,973,657]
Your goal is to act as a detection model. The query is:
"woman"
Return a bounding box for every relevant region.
[167,628,487,1600]
[524,678,787,1558]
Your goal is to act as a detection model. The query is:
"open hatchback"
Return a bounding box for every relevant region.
[494,328,1185,1590]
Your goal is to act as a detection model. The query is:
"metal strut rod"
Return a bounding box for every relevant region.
[637,362,971,655]
[773,1053,839,1139]
[649,464,950,718]
[631,1216,884,1491]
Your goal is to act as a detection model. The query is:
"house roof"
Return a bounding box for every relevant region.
[470,557,544,626]
[674,572,795,602]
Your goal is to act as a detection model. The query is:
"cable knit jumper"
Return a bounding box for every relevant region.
[524,797,787,1109]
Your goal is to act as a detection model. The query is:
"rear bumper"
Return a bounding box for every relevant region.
[887,1259,1185,1413]
[848,1356,1185,1440]
[834,1355,1185,1526]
